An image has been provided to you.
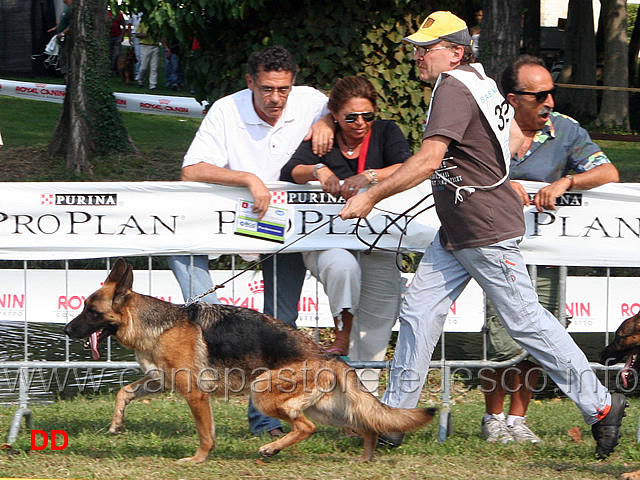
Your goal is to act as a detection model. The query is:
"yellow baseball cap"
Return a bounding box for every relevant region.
[404,11,471,47]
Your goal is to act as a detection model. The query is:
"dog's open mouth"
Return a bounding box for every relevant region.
[83,327,115,360]
[621,349,640,388]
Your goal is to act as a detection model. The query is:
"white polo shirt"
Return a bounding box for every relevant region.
[183,86,329,181]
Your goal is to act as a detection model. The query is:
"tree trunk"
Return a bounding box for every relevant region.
[597,0,630,129]
[48,0,133,173]
[555,0,598,120]
[459,0,478,27]
[479,0,522,81]
[522,0,540,56]
[629,6,640,86]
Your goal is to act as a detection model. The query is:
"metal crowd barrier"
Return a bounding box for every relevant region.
[1,258,630,444]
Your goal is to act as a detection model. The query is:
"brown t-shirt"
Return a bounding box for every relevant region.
[424,66,525,250]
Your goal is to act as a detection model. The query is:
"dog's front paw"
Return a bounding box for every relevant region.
[258,444,281,457]
[176,447,210,464]
[176,455,207,464]
[355,454,374,463]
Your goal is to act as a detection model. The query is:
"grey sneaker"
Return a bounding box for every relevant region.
[508,417,542,444]
[482,417,514,444]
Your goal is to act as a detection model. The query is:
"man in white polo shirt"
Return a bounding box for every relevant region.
[168,45,331,438]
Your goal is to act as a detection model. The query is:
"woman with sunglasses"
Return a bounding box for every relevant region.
[280,76,411,393]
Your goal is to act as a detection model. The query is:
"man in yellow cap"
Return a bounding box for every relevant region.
[339,11,626,458]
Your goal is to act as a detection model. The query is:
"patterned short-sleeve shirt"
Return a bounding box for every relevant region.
[510,112,611,183]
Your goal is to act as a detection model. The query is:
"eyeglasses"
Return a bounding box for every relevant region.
[344,111,375,123]
[412,46,452,57]
[255,84,293,96]
[514,88,556,103]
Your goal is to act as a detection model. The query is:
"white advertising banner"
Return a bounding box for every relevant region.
[0,180,440,260]
[0,181,640,266]
[0,79,207,118]
[0,268,480,332]
[0,268,636,333]
[565,276,640,333]
[519,182,640,267]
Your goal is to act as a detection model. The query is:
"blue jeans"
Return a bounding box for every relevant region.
[167,255,220,304]
[163,52,183,87]
[260,253,306,327]
[168,253,306,434]
[381,233,610,425]
[248,253,306,434]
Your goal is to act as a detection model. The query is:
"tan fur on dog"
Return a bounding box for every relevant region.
[65,259,435,463]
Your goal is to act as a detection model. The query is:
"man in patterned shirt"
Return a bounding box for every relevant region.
[480,54,619,445]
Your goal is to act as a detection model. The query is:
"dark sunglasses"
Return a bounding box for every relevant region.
[344,111,375,123]
[514,88,556,103]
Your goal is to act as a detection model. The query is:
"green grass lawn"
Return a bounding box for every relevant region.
[598,140,640,182]
[0,95,197,182]
[0,64,200,182]
[1,391,640,480]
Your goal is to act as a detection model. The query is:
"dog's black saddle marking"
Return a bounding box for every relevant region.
[186,303,302,369]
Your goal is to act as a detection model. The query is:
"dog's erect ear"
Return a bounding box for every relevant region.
[112,261,134,312]
[105,258,129,285]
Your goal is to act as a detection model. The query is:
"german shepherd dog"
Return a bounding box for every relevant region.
[116,49,136,85]
[64,259,435,463]
[598,312,640,388]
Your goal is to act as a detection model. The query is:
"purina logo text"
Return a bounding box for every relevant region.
[41,193,118,206]
[527,192,583,207]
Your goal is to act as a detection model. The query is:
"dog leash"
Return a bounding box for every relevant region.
[185,217,335,305]
[355,194,436,271]
[186,194,436,305]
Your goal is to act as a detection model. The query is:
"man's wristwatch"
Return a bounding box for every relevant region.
[312,163,327,179]
[564,174,575,190]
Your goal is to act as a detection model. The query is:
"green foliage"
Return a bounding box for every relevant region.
[117,0,458,149]
[628,3,639,39]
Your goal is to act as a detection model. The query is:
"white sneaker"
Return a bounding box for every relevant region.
[482,417,514,444]
[508,417,543,444]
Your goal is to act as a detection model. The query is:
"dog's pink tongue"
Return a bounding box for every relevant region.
[89,331,100,360]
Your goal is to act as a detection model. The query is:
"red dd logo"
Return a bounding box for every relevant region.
[242,202,249,208]
[30,429,69,450]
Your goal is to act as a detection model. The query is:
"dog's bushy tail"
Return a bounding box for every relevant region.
[339,363,436,433]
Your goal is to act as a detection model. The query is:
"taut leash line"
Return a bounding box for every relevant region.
[355,194,435,264]
[186,193,436,305]
[185,217,334,305]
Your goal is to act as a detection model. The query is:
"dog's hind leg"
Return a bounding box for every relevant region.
[352,428,377,462]
[110,377,164,435]
[257,413,316,457]
[177,390,215,463]
[253,391,316,457]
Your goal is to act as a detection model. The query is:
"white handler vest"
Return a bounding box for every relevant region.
[427,63,513,202]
